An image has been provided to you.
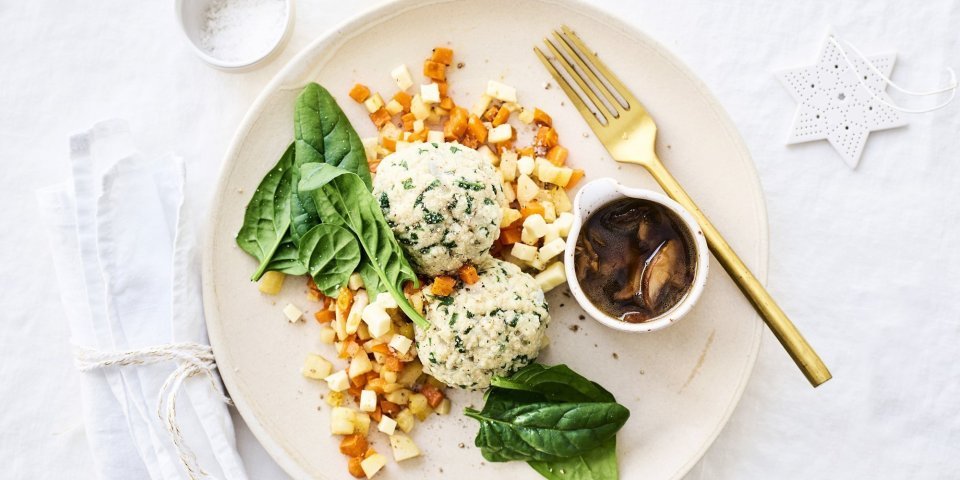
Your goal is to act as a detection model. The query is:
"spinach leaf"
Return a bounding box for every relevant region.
[528,438,619,480]
[464,401,629,462]
[298,163,426,328]
[290,83,372,243]
[490,363,615,403]
[236,143,305,280]
[297,224,361,296]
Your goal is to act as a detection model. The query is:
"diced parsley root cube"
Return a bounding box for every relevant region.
[518,156,535,176]
[326,391,345,407]
[486,80,518,102]
[542,201,557,223]
[535,261,567,292]
[389,432,421,462]
[354,411,371,435]
[397,360,423,387]
[470,94,493,117]
[364,93,384,114]
[426,130,444,143]
[360,453,387,478]
[346,290,369,335]
[478,145,500,166]
[283,304,303,322]
[347,272,364,290]
[362,304,392,338]
[501,208,522,228]
[499,155,518,182]
[554,212,575,236]
[528,253,548,271]
[349,351,374,378]
[487,123,513,143]
[539,237,567,262]
[385,389,412,405]
[410,94,430,120]
[542,223,561,244]
[258,271,285,294]
[516,175,539,204]
[377,415,398,435]
[384,99,403,115]
[511,243,537,262]
[301,354,333,380]
[394,409,415,433]
[319,326,337,344]
[521,214,548,244]
[435,398,451,415]
[554,166,574,187]
[502,182,517,204]
[388,335,413,355]
[325,370,350,392]
[518,108,535,124]
[360,390,378,412]
[391,64,414,90]
[330,407,356,435]
[420,83,440,104]
[408,393,431,420]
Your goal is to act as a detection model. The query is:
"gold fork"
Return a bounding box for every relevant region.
[536,26,831,387]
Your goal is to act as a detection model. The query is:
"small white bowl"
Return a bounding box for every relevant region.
[563,178,709,333]
[175,0,295,72]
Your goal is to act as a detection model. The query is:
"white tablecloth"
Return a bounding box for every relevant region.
[2,1,958,478]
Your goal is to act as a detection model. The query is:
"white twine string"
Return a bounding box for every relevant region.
[829,35,958,114]
[74,342,231,480]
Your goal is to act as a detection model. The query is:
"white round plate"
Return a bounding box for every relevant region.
[202,0,767,478]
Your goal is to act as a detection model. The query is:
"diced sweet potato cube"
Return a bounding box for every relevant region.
[370,405,382,422]
[350,374,368,388]
[347,457,365,478]
[493,105,510,126]
[337,288,354,318]
[384,356,403,372]
[314,309,335,324]
[533,108,552,126]
[380,400,401,416]
[546,145,568,166]
[431,47,454,65]
[443,107,468,141]
[381,137,396,152]
[482,105,500,122]
[457,265,479,285]
[367,378,387,394]
[349,84,371,103]
[423,60,446,81]
[347,386,362,400]
[436,82,448,97]
[520,202,545,219]
[371,343,391,355]
[431,276,457,296]
[401,113,416,132]
[566,168,585,189]
[500,224,522,245]
[370,108,391,129]
[393,91,412,111]
[439,97,455,110]
[536,126,558,148]
[408,129,428,142]
[517,146,535,157]
[420,384,445,408]
[466,115,487,143]
[461,136,480,149]
[340,434,369,457]
[369,160,381,173]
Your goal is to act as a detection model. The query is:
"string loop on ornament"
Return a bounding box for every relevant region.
[829,35,957,114]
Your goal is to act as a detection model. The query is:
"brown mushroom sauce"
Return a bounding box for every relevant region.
[574,198,695,323]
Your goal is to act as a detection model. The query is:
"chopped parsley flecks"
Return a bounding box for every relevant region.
[402,178,415,189]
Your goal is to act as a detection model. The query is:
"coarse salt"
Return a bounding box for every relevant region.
[200,0,286,62]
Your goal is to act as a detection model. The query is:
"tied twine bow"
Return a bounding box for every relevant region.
[74,342,231,480]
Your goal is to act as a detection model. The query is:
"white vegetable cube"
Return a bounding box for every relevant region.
[379,122,401,141]
[361,453,387,478]
[554,212,575,236]
[319,326,337,344]
[360,389,378,412]
[420,83,441,104]
[283,304,303,323]
[521,214,548,244]
[330,407,356,435]
[542,201,557,223]
[349,351,374,378]
[348,272,365,290]
[364,93,385,114]
[394,141,412,152]
[361,137,379,162]
[391,64,414,90]
[427,130,445,143]
[301,354,333,380]
[435,398,452,415]
[410,94,430,120]
[325,370,350,392]
[511,243,538,262]
[385,99,403,115]
[553,189,573,213]
[499,155,518,182]
[389,432,422,462]
[516,175,539,204]
[539,237,567,262]
[500,208,522,228]
[470,94,493,116]
[345,290,369,334]
[488,124,513,143]
[554,167,574,187]
[486,80,518,102]
[388,334,413,355]
[258,271,285,295]
[528,253,548,271]
[478,145,500,166]
[502,181,516,203]
[518,156,536,176]
[378,415,398,435]
[518,108,535,124]
[413,119,425,133]
[535,261,567,292]
[395,409,415,433]
[375,292,398,309]
[353,411,371,435]
[542,223,561,244]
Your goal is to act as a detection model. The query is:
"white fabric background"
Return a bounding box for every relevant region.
[2,1,958,479]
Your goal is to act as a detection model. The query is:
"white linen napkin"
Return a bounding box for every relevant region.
[36,120,248,480]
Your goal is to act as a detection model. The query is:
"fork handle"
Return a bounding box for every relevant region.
[644,158,832,387]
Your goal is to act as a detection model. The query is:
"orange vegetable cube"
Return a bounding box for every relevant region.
[566,168,585,189]
[401,112,416,132]
[466,115,487,144]
[517,146,535,157]
[408,129,428,142]
[520,202,545,219]
[443,107,468,141]
[393,91,412,111]
[369,160,380,174]
[381,137,396,152]
[314,309,335,324]
[439,97,455,110]
[499,224,522,245]
[533,108,552,126]
[336,288,354,319]
[384,355,403,372]
[341,434,368,456]
[347,457,365,478]
[457,265,479,285]
[436,82,448,97]
[371,343,391,355]
[370,405,382,422]
[367,378,387,394]
[423,60,446,81]
[420,384,445,408]
[536,126,559,148]
[431,47,454,65]
[348,83,370,103]
[380,400,400,416]
[369,108,392,129]
[482,105,499,122]
[492,105,511,126]
[431,275,457,296]
[546,145,568,166]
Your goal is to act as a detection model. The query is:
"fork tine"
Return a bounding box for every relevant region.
[561,25,639,109]
[552,30,622,116]
[542,36,616,122]
[533,46,605,134]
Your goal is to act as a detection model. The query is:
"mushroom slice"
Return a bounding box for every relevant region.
[641,240,684,309]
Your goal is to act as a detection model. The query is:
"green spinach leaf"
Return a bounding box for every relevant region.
[297,224,361,296]
[491,363,615,403]
[298,163,426,328]
[464,401,629,462]
[528,438,619,480]
[236,143,305,280]
[290,83,372,243]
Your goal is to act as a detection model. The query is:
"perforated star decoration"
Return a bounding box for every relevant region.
[778,36,906,168]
